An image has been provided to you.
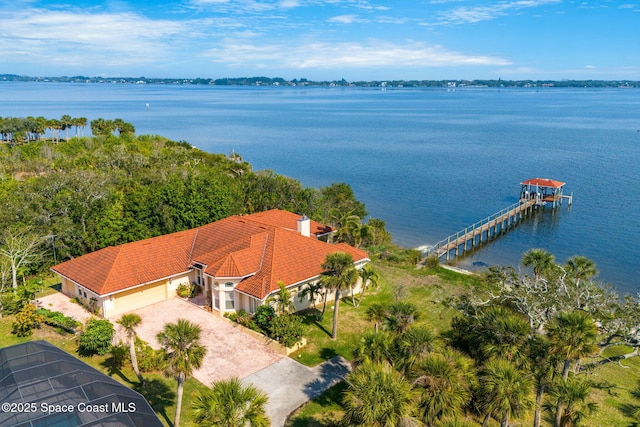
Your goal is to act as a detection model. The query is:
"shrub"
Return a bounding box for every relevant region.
[108,342,129,369]
[0,292,23,315]
[135,337,160,372]
[176,283,192,298]
[269,314,304,348]
[254,305,276,333]
[12,304,44,337]
[78,319,115,356]
[36,308,81,334]
[424,255,441,270]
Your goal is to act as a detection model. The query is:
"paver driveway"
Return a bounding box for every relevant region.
[116,298,283,386]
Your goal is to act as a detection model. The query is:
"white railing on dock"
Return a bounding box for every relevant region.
[421,199,534,257]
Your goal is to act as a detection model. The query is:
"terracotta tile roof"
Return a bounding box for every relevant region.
[52,229,198,295]
[246,208,333,236]
[51,209,367,299]
[235,229,368,299]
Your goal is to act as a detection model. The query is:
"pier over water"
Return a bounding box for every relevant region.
[420,178,572,262]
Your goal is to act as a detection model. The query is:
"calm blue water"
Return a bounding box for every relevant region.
[2,82,640,293]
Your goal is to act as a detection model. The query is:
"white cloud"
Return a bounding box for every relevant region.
[437,0,562,25]
[204,39,512,70]
[327,14,359,23]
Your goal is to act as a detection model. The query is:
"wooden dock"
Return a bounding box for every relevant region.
[422,198,538,261]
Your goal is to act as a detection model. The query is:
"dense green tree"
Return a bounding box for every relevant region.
[342,361,417,427]
[320,252,358,340]
[477,358,533,427]
[78,319,115,356]
[413,350,474,425]
[395,325,439,374]
[157,319,207,427]
[546,311,599,380]
[192,377,269,427]
[352,331,395,366]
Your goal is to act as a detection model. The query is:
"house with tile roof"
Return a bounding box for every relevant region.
[51,209,369,318]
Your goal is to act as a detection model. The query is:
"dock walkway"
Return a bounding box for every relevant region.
[423,198,537,261]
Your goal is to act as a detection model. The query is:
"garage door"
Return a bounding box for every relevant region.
[109,281,168,317]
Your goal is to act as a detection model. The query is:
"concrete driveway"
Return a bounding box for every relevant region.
[39,293,351,426]
[118,298,283,386]
[243,356,351,427]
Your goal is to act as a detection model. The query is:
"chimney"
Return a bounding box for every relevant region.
[297,215,311,237]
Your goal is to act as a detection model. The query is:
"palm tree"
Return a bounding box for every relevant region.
[60,114,73,141]
[266,281,294,315]
[117,313,144,384]
[321,252,358,340]
[565,255,598,286]
[477,358,533,427]
[546,377,597,427]
[298,281,326,320]
[366,303,388,334]
[522,248,555,279]
[479,307,531,368]
[529,335,561,427]
[395,325,439,374]
[546,311,599,380]
[352,331,394,366]
[413,350,474,425]
[384,301,420,335]
[192,377,269,427]
[157,319,207,427]
[342,361,417,427]
[356,263,380,307]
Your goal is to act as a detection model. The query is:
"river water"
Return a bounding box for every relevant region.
[2,82,639,293]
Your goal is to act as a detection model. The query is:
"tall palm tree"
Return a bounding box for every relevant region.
[529,335,561,427]
[565,255,598,286]
[546,311,599,380]
[413,350,474,426]
[321,252,358,340]
[384,301,420,335]
[477,358,533,427]
[117,313,144,384]
[342,361,417,427]
[356,263,380,307]
[192,377,269,427]
[545,377,597,427]
[522,248,555,279]
[157,319,207,427]
[366,303,388,334]
[60,114,73,141]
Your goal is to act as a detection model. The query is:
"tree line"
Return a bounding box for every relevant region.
[0,115,138,144]
[0,121,389,295]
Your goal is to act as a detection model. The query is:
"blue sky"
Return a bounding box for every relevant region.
[1,0,638,80]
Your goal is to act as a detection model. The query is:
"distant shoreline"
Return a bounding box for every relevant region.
[2,74,639,89]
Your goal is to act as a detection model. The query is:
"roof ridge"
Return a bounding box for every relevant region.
[101,246,124,294]
[187,228,199,267]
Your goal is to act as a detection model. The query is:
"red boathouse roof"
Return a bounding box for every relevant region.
[520,178,566,189]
